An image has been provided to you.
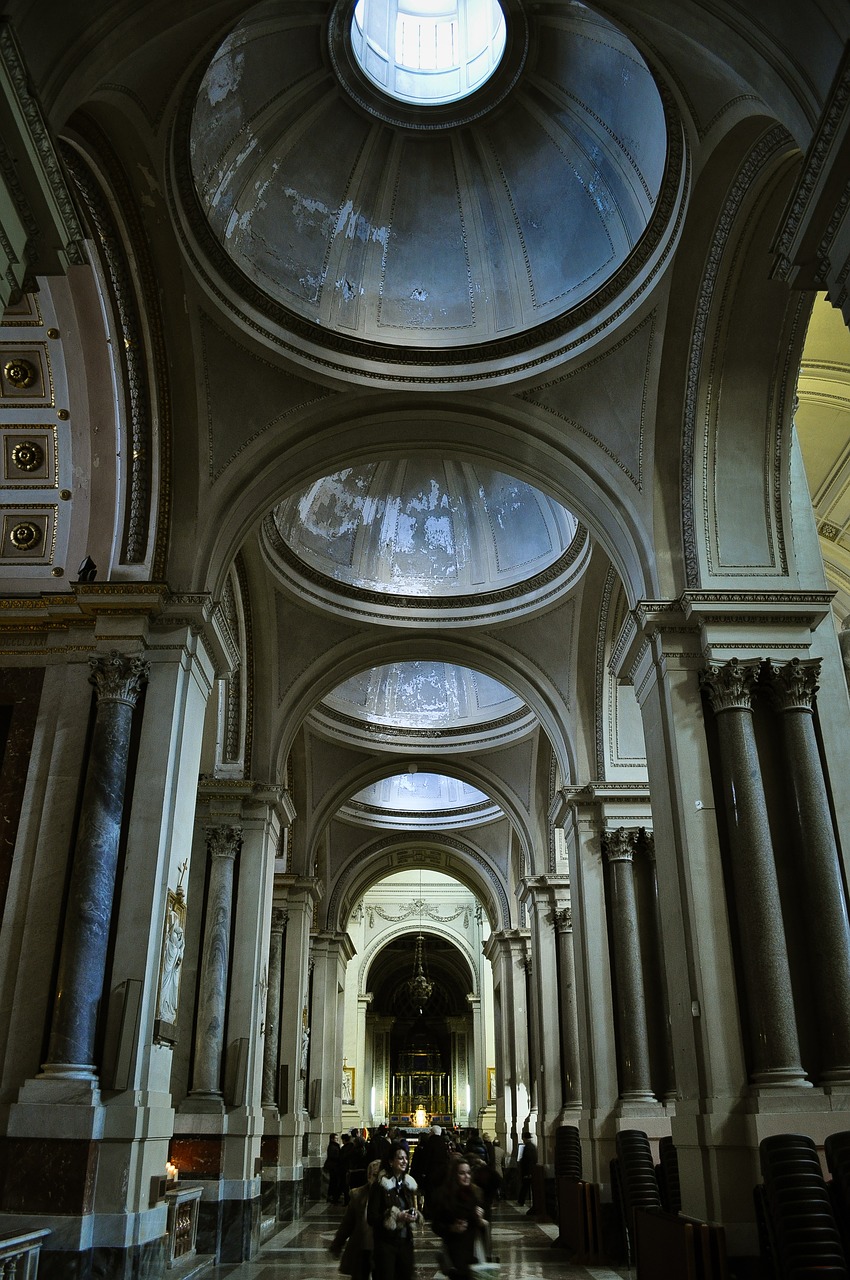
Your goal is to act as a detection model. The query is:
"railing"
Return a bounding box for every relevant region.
[0,1229,50,1278]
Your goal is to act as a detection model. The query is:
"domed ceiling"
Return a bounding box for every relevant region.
[188,0,671,368]
[342,771,501,829]
[265,458,588,624]
[311,659,535,752]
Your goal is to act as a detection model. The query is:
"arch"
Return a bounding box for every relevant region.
[189,400,656,608]
[306,753,533,874]
[326,831,511,933]
[357,923,479,1001]
[271,629,576,786]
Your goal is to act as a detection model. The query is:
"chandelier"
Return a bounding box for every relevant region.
[405,933,433,1010]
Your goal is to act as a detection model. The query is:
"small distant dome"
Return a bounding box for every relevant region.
[267,459,587,626]
[343,771,501,828]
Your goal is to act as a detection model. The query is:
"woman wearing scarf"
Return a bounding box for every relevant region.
[366,1143,418,1280]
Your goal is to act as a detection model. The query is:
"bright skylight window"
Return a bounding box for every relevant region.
[352,0,507,106]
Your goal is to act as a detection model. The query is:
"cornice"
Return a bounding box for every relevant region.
[0,583,238,676]
[197,777,297,826]
[772,42,850,288]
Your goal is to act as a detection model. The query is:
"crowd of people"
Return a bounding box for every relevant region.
[328,1124,504,1280]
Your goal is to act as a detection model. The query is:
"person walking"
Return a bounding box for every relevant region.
[330,1158,381,1280]
[430,1156,488,1280]
[367,1143,419,1280]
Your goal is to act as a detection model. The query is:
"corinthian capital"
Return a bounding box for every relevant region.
[763,657,821,712]
[699,657,759,713]
[89,651,149,706]
[206,825,242,861]
[554,906,573,932]
[602,827,639,863]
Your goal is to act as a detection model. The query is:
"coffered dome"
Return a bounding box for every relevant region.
[186,0,675,381]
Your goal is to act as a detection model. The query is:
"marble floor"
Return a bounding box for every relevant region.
[210,1200,631,1280]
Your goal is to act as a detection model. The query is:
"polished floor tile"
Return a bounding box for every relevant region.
[211,1200,631,1279]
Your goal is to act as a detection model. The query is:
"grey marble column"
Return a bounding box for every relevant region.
[262,907,287,1109]
[603,828,655,1102]
[642,832,677,1102]
[764,657,850,1083]
[186,825,241,1107]
[700,658,807,1088]
[554,907,582,1107]
[43,651,148,1078]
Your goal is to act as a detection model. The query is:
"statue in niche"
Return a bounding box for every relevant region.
[155,866,188,1042]
[301,1009,310,1076]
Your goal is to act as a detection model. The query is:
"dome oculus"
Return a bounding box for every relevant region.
[351,0,507,106]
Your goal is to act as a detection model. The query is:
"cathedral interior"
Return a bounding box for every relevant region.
[1,0,850,1275]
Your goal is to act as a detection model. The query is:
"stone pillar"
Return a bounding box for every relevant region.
[308,931,356,1164]
[185,825,241,1109]
[764,657,850,1084]
[700,659,807,1089]
[553,906,582,1112]
[44,651,148,1078]
[447,1016,471,1125]
[483,931,530,1160]
[263,909,288,1111]
[467,994,484,1123]
[520,879,564,1159]
[275,876,321,1222]
[602,828,655,1104]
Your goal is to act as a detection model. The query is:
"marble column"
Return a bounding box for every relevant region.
[554,907,582,1109]
[764,657,850,1083]
[642,832,677,1103]
[699,658,807,1088]
[44,651,148,1078]
[603,827,655,1103]
[262,908,288,1110]
[186,825,241,1107]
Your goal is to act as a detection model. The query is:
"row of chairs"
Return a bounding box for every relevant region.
[756,1130,850,1278]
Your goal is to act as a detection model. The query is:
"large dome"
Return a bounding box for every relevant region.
[186,0,674,379]
[264,458,588,624]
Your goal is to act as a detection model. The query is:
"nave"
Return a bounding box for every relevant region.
[211,1201,629,1280]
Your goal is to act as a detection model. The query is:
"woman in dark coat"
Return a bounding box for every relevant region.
[330,1158,381,1280]
[430,1155,488,1280]
[326,1132,343,1203]
[366,1143,418,1280]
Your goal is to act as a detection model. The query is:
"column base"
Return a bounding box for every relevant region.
[820,1067,850,1087]
[180,1091,226,1115]
[750,1067,811,1089]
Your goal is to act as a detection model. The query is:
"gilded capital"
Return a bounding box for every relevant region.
[206,824,242,861]
[763,657,821,713]
[699,657,759,713]
[602,826,639,863]
[89,650,149,707]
